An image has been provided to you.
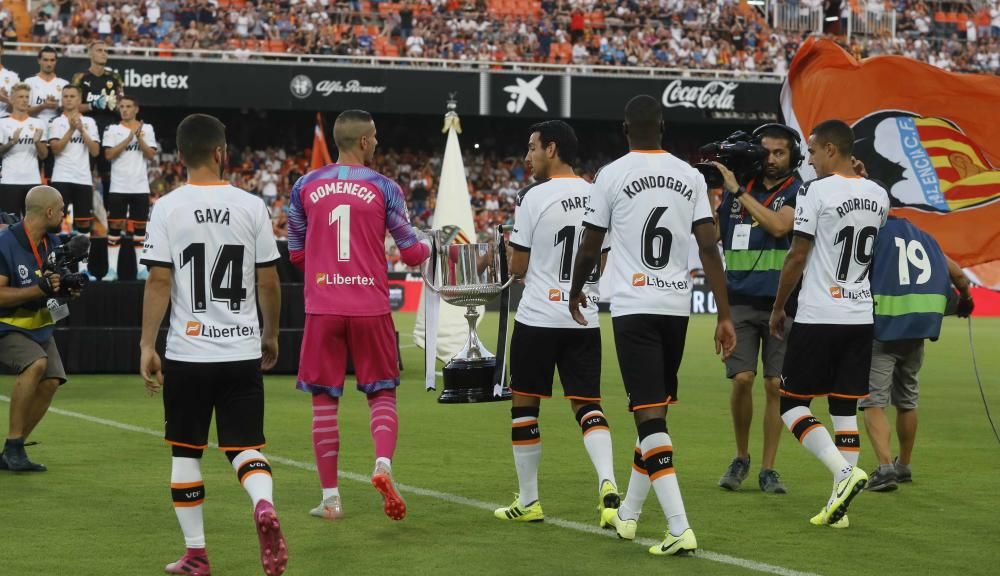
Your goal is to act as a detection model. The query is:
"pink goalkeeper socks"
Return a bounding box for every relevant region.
[367,389,399,460]
[311,393,340,489]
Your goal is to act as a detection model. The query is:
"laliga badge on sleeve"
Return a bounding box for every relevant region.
[732,223,752,250]
[47,298,69,322]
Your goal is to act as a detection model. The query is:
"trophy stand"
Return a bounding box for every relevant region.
[439,306,511,403]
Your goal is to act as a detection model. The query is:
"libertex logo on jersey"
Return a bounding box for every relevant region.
[185,321,256,338]
[632,273,689,291]
[547,288,599,305]
[828,286,872,300]
[315,273,376,287]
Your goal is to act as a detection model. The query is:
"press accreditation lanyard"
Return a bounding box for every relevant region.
[22,221,49,268]
[739,177,795,223]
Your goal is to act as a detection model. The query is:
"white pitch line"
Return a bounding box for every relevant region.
[1,396,820,576]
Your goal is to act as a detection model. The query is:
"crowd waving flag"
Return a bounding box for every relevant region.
[781,37,1000,289]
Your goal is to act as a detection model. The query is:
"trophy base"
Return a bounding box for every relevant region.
[439,358,511,404]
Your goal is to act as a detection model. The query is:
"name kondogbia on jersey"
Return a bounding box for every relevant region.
[308,180,377,205]
[194,208,231,225]
[622,175,694,200]
[835,197,887,219]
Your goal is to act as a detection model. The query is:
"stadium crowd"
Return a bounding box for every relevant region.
[0,0,998,75]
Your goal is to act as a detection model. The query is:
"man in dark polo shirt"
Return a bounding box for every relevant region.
[713,123,803,494]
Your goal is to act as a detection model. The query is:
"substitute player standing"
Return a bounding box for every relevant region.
[0,84,48,217]
[493,120,618,524]
[769,119,888,528]
[47,85,99,236]
[287,109,429,521]
[26,46,68,182]
[103,96,157,281]
[570,95,736,556]
[139,114,287,576]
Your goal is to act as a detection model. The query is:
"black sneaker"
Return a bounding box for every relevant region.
[866,466,897,492]
[0,451,7,471]
[2,439,46,472]
[718,456,750,490]
[894,457,912,483]
[758,469,787,494]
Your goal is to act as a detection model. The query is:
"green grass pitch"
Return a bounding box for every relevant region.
[2,314,998,576]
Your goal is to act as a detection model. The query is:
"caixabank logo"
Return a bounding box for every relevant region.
[631,273,689,291]
[185,321,256,339]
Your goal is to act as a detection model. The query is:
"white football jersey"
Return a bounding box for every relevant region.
[0,116,46,185]
[0,68,20,118]
[583,151,713,317]
[792,174,889,325]
[140,183,282,363]
[102,123,157,194]
[47,114,99,186]
[24,75,69,124]
[510,176,606,329]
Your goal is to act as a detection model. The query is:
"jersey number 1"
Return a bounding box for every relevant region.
[555,226,599,284]
[180,243,247,313]
[329,204,350,261]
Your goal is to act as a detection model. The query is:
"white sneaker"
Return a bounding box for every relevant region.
[101,269,118,282]
[309,494,344,520]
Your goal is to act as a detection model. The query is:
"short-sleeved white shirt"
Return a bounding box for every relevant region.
[140,183,281,363]
[47,114,99,186]
[792,174,889,325]
[583,151,713,317]
[510,176,607,329]
[102,123,158,194]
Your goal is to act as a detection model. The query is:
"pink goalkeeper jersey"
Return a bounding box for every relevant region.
[288,163,425,316]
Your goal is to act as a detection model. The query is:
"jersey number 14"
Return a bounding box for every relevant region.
[180,243,247,313]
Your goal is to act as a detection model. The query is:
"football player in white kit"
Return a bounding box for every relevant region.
[769,119,889,528]
[570,95,736,557]
[47,85,99,236]
[102,95,157,281]
[493,120,618,525]
[0,84,48,217]
[26,46,68,181]
[139,114,287,576]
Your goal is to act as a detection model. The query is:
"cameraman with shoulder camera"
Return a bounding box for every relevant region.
[712,124,803,495]
[0,185,75,472]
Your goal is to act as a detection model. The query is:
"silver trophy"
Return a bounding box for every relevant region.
[421,225,515,403]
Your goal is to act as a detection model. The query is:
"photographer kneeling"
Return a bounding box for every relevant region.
[707,125,803,494]
[0,186,79,472]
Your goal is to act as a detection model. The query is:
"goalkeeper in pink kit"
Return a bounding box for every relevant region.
[287,110,430,521]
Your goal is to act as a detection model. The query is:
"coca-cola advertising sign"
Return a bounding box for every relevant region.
[571,75,779,123]
[661,80,738,110]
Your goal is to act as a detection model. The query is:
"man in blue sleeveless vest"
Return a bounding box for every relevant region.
[0,185,69,472]
[861,216,974,491]
[713,124,803,494]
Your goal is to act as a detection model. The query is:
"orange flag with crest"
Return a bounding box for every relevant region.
[781,37,1000,287]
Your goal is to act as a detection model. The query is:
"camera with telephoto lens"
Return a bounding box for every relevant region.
[694,131,768,188]
[43,235,91,296]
